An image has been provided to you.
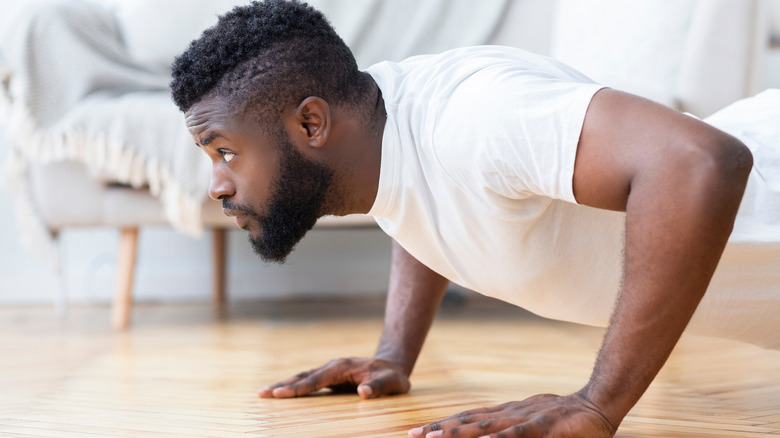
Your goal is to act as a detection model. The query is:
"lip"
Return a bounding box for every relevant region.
[223,209,250,229]
[234,214,249,229]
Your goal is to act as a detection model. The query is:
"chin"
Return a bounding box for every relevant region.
[248,228,312,265]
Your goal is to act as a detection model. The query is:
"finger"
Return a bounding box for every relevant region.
[357,383,374,399]
[410,419,537,438]
[479,421,545,438]
[359,369,411,399]
[407,406,508,438]
[258,369,315,398]
[408,419,448,438]
[272,366,342,398]
[446,419,542,438]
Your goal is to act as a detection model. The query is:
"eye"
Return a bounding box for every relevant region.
[219,149,236,163]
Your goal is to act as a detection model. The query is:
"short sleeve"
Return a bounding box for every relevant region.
[434,64,605,204]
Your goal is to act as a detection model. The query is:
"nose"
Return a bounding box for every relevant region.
[208,167,236,201]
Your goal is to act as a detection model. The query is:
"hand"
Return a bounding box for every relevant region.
[407,393,617,438]
[258,357,411,399]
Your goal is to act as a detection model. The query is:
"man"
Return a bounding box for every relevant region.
[170,1,779,436]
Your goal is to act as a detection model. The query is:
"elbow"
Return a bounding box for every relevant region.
[708,134,753,195]
[681,133,753,214]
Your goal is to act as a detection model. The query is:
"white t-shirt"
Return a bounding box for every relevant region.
[365,46,780,350]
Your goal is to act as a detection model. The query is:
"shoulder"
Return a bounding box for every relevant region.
[366,46,596,104]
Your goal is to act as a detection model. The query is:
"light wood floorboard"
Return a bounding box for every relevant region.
[1,296,779,437]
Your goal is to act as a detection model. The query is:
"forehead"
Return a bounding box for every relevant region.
[185,95,236,139]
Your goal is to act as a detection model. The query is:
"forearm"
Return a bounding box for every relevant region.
[580,137,753,426]
[375,239,449,376]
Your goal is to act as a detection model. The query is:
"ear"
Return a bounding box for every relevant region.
[293,96,331,148]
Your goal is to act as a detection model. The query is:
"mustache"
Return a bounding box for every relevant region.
[222,199,258,217]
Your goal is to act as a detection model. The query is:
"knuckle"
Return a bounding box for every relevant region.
[370,378,387,394]
[456,413,471,424]
[306,374,322,387]
[293,377,319,395]
[429,422,442,431]
[478,420,493,430]
[535,414,553,427]
[511,425,526,435]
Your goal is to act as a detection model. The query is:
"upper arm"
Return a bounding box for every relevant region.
[572,89,751,211]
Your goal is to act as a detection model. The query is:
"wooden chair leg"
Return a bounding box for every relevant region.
[212,228,227,310]
[112,227,139,330]
[52,231,68,318]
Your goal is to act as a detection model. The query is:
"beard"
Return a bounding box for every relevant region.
[223,133,335,264]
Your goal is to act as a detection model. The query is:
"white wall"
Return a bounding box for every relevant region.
[769,50,780,89]
[0,173,62,304]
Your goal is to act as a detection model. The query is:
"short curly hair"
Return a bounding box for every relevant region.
[170,0,368,123]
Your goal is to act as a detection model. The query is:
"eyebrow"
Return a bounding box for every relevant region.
[198,132,225,147]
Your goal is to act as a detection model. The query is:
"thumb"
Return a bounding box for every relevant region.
[357,369,411,399]
[357,383,374,399]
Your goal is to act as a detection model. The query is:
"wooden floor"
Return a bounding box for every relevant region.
[1,295,779,437]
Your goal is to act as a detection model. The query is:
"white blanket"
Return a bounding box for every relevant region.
[0,1,212,259]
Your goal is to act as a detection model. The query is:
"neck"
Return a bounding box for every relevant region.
[329,76,386,216]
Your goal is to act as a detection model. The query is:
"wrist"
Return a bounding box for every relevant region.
[374,348,415,376]
[575,384,626,432]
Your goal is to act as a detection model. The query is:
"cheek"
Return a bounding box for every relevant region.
[234,155,279,203]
